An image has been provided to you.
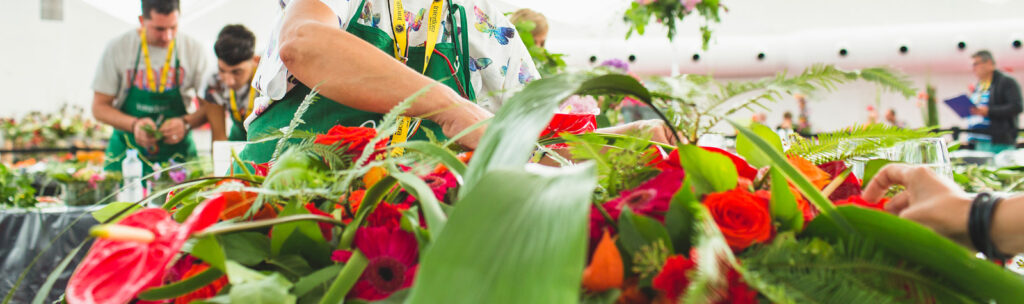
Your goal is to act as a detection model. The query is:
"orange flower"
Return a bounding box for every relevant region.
[363,166,387,188]
[582,230,623,291]
[617,278,651,304]
[432,151,474,174]
[218,191,278,221]
[173,263,228,304]
[786,155,831,189]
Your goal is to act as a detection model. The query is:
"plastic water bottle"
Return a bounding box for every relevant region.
[119,149,145,202]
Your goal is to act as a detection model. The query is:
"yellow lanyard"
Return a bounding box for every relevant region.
[229,85,256,122]
[139,29,176,93]
[389,0,446,156]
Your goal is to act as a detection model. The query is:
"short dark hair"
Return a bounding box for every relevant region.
[972,50,995,64]
[141,0,179,19]
[783,112,793,119]
[215,25,256,66]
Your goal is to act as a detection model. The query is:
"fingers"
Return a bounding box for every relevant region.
[862,163,914,202]
[885,191,911,215]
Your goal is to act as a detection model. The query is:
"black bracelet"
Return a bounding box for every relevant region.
[968,193,1011,260]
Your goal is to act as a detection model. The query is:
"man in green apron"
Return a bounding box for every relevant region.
[92,0,210,174]
[202,24,260,142]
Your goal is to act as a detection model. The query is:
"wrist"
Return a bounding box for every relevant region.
[129,118,140,132]
[179,117,192,132]
[990,197,1022,256]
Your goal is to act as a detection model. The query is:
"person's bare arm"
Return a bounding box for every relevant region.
[93,91,157,150]
[204,100,228,141]
[277,0,489,148]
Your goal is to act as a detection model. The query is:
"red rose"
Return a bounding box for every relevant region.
[314,125,386,157]
[703,189,773,251]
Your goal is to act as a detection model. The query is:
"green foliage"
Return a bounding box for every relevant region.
[953,165,1024,193]
[618,207,674,258]
[786,124,938,164]
[925,84,939,127]
[631,239,670,279]
[862,159,896,188]
[649,64,916,143]
[514,20,566,77]
[623,0,724,49]
[0,163,37,208]
[805,206,1024,303]
[404,164,597,304]
[675,145,737,196]
[562,132,660,200]
[735,122,782,168]
[769,167,802,232]
[740,234,973,304]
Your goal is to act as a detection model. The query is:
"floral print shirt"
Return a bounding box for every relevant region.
[247,0,539,128]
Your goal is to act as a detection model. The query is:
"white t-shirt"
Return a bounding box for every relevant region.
[248,0,539,127]
[92,30,209,109]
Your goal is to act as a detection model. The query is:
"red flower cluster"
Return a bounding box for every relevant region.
[333,227,419,301]
[652,252,757,304]
[650,147,758,181]
[703,189,773,251]
[540,113,597,148]
[589,169,685,245]
[315,125,386,157]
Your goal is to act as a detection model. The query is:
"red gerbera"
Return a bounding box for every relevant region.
[652,255,698,303]
[403,170,458,205]
[590,170,685,246]
[817,160,862,201]
[348,227,419,301]
[366,202,407,229]
[315,125,386,157]
[66,198,225,304]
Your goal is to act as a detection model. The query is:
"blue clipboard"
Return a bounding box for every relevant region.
[944,95,974,118]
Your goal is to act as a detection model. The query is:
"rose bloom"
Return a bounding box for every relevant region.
[703,189,773,251]
[314,125,386,157]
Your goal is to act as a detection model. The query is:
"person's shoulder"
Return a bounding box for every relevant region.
[103,30,139,51]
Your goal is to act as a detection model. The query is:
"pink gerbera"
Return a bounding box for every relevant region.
[348,227,419,301]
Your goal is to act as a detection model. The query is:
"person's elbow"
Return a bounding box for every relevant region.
[278,21,322,70]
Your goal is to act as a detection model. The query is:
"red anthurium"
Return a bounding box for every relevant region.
[590,170,685,247]
[818,160,862,201]
[540,113,597,149]
[66,198,225,304]
[835,195,889,211]
[348,227,419,301]
[649,147,757,180]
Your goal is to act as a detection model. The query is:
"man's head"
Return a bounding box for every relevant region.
[971,50,996,80]
[214,25,258,91]
[885,108,896,122]
[509,9,548,47]
[138,0,180,48]
[782,111,793,121]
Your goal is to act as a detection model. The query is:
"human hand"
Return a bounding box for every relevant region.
[132,118,158,151]
[598,119,683,146]
[430,101,492,150]
[863,164,973,246]
[160,117,188,145]
[970,105,989,117]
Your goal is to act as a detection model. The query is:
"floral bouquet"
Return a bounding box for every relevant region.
[50,166,122,206]
[17,70,1024,304]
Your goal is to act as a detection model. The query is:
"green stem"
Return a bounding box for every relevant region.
[319,251,369,304]
[593,201,617,233]
[193,214,345,238]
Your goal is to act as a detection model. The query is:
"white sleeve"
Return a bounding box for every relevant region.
[459,0,540,112]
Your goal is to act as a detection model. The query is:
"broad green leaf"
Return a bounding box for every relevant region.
[730,120,853,233]
[804,206,1024,303]
[736,122,782,168]
[769,167,802,232]
[618,207,674,255]
[391,171,448,236]
[581,289,621,304]
[405,164,597,304]
[368,289,410,304]
[293,263,344,298]
[676,145,738,196]
[462,73,650,197]
[271,203,332,267]
[665,178,696,254]
[138,267,225,300]
[173,200,201,222]
[91,202,141,223]
[268,255,314,278]
[861,159,895,188]
[220,232,271,266]
[225,260,269,285]
[161,179,217,210]
[230,272,296,304]
[190,235,227,271]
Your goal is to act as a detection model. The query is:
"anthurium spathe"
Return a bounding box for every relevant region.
[66,198,226,304]
[582,230,623,291]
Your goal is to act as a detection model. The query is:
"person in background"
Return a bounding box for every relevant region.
[751,113,766,125]
[966,50,1022,154]
[508,8,547,47]
[794,94,812,136]
[865,163,1024,259]
[866,105,879,124]
[777,112,794,131]
[92,0,210,173]
[884,108,905,128]
[202,25,260,142]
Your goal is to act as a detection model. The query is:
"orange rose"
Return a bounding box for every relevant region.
[786,155,831,189]
[703,189,773,251]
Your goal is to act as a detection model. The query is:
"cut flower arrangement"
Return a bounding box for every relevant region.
[11,69,1024,304]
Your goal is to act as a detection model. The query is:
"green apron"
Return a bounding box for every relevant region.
[228,116,248,141]
[240,0,475,165]
[104,42,196,174]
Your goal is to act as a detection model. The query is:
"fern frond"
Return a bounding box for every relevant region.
[785,124,940,164]
[845,67,916,98]
[740,234,976,304]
